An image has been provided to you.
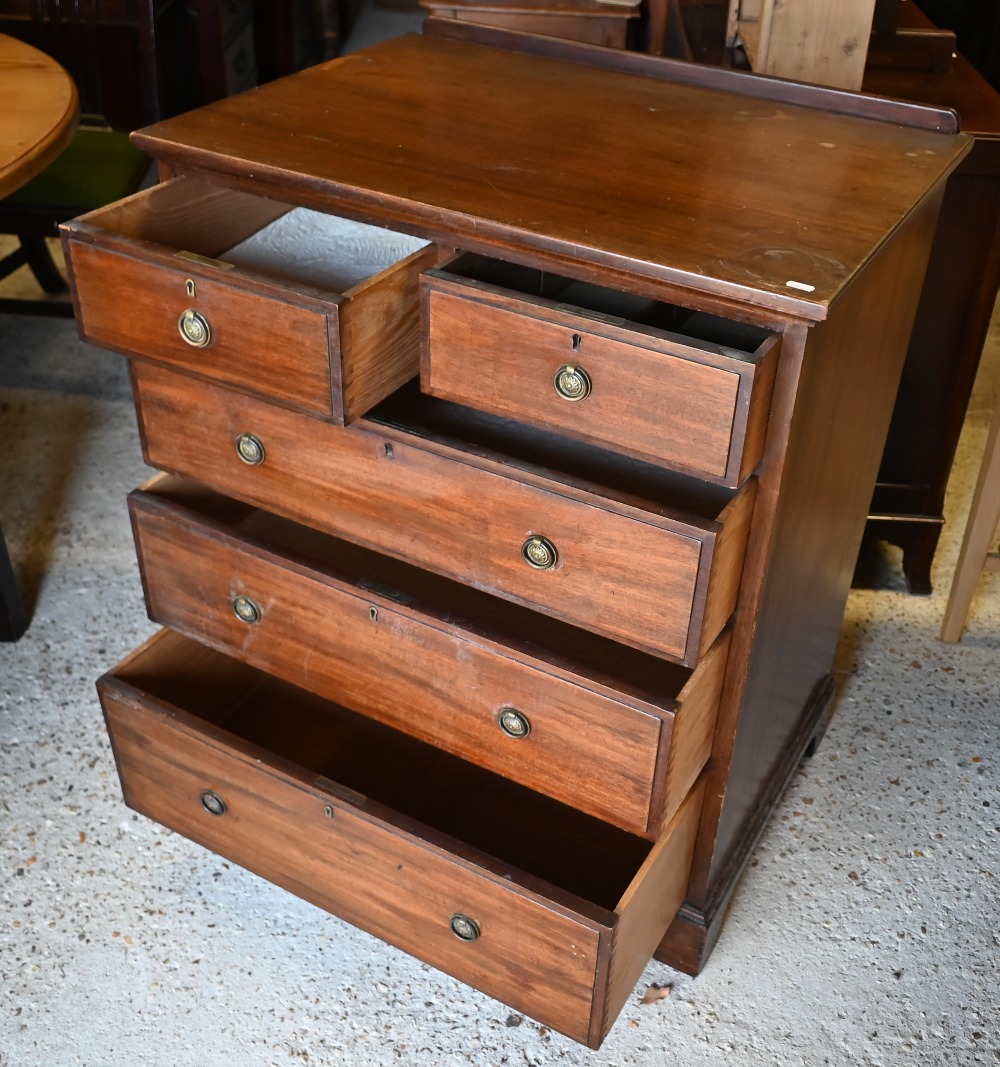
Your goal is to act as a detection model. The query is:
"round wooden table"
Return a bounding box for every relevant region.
[0,33,78,641]
[0,32,78,197]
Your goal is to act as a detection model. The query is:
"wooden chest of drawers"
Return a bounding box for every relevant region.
[62,22,971,1048]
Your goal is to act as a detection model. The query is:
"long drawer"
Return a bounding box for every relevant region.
[61,175,437,424]
[99,629,706,1047]
[421,253,781,487]
[131,363,755,666]
[129,475,730,837]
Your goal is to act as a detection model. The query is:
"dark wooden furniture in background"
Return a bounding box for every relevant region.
[0,0,188,126]
[61,23,969,1044]
[0,31,78,639]
[861,3,1000,592]
[417,0,640,49]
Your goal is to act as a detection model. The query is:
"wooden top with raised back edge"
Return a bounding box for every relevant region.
[129,30,972,323]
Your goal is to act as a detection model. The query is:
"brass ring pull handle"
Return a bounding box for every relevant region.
[235,432,266,466]
[521,535,558,570]
[450,914,481,942]
[498,707,531,738]
[554,363,592,401]
[232,594,261,624]
[178,308,212,347]
[200,790,227,816]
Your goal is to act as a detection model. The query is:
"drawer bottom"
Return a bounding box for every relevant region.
[99,629,704,1046]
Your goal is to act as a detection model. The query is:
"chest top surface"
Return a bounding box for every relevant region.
[132,33,971,320]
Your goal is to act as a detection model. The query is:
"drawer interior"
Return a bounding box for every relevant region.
[437,252,772,358]
[369,382,740,523]
[141,476,695,709]
[111,631,654,912]
[80,176,430,295]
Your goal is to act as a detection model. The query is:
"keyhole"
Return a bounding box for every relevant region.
[572,334,582,352]
[384,442,394,459]
[186,278,196,298]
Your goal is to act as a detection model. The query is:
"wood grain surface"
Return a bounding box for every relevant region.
[99,629,703,1046]
[127,478,726,835]
[0,34,78,198]
[131,363,746,664]
[130,33,971,319]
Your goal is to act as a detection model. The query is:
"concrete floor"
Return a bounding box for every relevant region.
[1,10,999,1064]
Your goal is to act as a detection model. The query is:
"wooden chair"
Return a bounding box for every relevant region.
[0,0,167,315]
[941,396,1000,642]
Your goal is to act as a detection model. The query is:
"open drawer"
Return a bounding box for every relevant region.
[129,475,730,838]
[61,176,437,423]
[100,629,706,1047]
[132,365,756,666]
[421,253,781,487]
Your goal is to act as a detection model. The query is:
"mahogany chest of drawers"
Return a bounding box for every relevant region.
[62,23,970,1048]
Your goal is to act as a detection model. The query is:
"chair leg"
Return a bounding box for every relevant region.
[0,524,28,642]
[941,402,1000,642]
[21,236,68,294]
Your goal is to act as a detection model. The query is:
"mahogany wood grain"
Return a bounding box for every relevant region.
[128,477,728,835]
[600,776,705,1038]
[422,260,780,486]
[100,629,703,1047]
[63,177,438,423]
[424,16,960,132]
[129,33,971,322]
[130,365,749,664]
[61,27,975,1039]
[656,183,948,972]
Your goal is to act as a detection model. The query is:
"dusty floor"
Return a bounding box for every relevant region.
[1,9,998,1065]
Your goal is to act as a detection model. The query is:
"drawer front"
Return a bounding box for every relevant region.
[101,677,605,1044]
[133,363,743,664]
[422,274,779,486]
[69,240,338,416]
[129,486,680,835]
[63,177,438,423]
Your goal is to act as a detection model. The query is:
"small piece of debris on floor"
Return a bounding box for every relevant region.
[640,983,673,1005]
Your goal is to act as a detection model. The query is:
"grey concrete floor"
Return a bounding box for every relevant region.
[1,10,999,1064]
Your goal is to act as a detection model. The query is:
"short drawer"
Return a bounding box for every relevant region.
[129,476,730,837]
[99,629,706,1048]
[421,254,781,487]
[132,364,756,665]
[61,175,437,423]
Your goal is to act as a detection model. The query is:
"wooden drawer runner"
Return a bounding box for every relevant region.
[100,629,706,1047]
[132,365,755,665]
[129,476,730,837]
[61,176,437,423]
[421,254,781,487]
